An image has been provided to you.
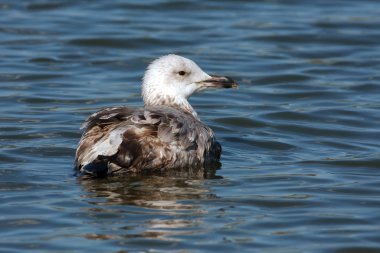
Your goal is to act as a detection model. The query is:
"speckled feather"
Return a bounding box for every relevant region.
[75,106,221,176]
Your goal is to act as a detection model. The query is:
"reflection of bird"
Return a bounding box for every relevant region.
[75,54,238,177]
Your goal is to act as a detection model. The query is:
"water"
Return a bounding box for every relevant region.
[1,0,380,252]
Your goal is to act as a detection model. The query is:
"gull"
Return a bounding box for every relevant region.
[75,54,238,177]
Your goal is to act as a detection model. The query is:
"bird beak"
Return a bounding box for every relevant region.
[197,75,239,89]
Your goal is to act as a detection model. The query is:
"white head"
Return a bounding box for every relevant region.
[142,54,238,118]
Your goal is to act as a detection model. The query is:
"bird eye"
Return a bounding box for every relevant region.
[178,71,186,76]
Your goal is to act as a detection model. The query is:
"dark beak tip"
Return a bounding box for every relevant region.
[224,82,238,89]
[223,76,239,88]
[204,75,240,89]
[225,77,239,89]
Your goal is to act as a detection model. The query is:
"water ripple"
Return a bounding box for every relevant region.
[1,0,380,252]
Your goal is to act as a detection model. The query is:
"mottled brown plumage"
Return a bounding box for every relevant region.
[75,55,238,177]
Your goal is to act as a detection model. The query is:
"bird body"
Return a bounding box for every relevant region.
[75,55,237,177]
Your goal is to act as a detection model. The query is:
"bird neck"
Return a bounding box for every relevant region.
[143,95,199,120]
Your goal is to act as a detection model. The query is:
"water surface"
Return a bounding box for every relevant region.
[1,1,380,252]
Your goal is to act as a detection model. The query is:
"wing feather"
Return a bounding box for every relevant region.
[75,105,216,176]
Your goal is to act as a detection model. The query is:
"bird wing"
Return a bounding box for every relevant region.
[75,106,135,171]
[75,106,202,175]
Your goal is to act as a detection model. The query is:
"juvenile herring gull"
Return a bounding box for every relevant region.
[75,54,238,177]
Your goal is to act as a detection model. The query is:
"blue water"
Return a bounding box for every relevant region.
[1,1,380,252]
